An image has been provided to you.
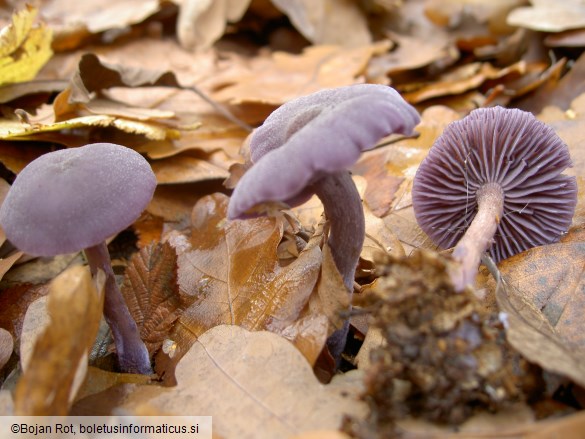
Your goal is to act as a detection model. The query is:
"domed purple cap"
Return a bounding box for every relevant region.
[413,106,577,262]
[0,143,156,256]
[227,84,420,219]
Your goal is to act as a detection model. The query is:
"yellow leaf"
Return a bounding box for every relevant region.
[0,114,175,141]
[0,6,53,86]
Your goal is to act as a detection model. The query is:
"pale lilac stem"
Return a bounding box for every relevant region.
[85,242,152,374]
[451,182,504,291]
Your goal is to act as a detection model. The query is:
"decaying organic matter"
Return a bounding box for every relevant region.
[347,251,540,437]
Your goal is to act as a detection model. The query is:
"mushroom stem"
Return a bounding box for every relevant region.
[312,171,365,358]
[84,242,152,374]
[451,182,504,291]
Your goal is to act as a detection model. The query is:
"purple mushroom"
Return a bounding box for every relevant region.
[0,143,156,374]
[228,84,420,356]
[413,107,577,291]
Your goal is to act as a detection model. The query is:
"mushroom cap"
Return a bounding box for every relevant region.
[412,106,577,262]
[0,143,157,256]
[228,84,420,219]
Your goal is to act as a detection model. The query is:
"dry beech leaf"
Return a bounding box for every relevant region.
[136,114,248,160]
[368,31,456,79]
[121,241,184,355]
[362,205,405,263]
[0,79,67,104]
[491,263,585,388]
[132,213,165,248]
[486,227,585,350]
[41,0,161,34]
[14,265,105,415]
[124,325,366,439]
[354,326,385,370]
[270,0,371,46]
[0,283,48,341]
[212,44,383,105]
[290,432,351,439]
[0,390,13,415]
[276,314,329,366]
[508,0,585,32]
[19,296,49,372]
[0,251,23,281]
[353,148,405,218]
[0,328,13,371]
[149,152,231,184]
[177,0,252,50]
[170,193,322,360]
[146,184,206,223]
[425,0,524,30]
[401,61,526,104]
[310,242,350,332]
[75,366,151,404]
[68,53,181,104]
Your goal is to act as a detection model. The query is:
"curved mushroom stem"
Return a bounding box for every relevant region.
[313,171,365,360]
[451,182,504,291]
[84,242,152,374]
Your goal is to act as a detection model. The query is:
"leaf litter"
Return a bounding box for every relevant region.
[1,1,585,438]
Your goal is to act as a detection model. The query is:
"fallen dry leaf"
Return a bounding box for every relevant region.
[361,205,405,263]
[170,193,322,363]
[0,283,48,341]
[270,0,371,46]
[276,313,329,366]
[309,242,350,332]
[212,44,383,105]
[0,251,23,282]
[14,265,105,415]
[177,0,252,50]
[425,0,524,32]
[508,0,585,32]
[0,141,52,174]
[68,53,181,104]
[40,0,161,35]
[490,259,585,389]
[483,227,585,351]
[353,148,404,218]
[149,151,231,184]
[367,31,456,79]
[122,241,184,355]
[0,327,13,371]
[124,325,366,439]
[0,78,67,104]
[0,109,174,142]
[401,61,526,104]
[146,183,209,223]
[75,366,151,404]
[0,6,53,86]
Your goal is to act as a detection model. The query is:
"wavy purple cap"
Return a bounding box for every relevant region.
[412,106,577,262]
[227,84,420,219]
[0,143,157,256]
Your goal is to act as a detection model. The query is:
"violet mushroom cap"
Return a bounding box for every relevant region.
[0,143,156,374]
[412,106,577,286]
[0,143,156,256]
[227,84,420,220]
